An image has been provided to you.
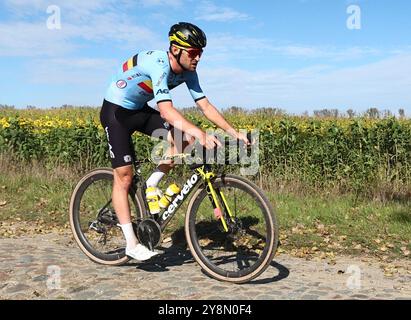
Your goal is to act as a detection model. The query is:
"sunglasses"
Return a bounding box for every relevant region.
[182,48,203,59]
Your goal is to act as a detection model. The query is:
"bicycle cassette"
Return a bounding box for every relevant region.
[136,219,162,251]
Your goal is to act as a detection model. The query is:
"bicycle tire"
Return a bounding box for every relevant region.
[185,174,278,283]
[69,168,145,266]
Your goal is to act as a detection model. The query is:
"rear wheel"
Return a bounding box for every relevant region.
[185,174,278,283]
[69,168,145,265]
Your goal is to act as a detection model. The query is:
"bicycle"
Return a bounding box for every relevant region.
[69,135,279,283]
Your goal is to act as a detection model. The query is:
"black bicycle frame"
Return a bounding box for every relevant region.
[158,170,202,229]
[132,159,211,231]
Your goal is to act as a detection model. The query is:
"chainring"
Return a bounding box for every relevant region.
[136,219,162,251]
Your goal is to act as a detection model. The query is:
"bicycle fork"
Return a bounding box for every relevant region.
[197,168,234,232]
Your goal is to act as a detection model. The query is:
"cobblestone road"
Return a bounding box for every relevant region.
[0,232,410,300]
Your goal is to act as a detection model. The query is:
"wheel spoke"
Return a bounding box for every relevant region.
[189,176,278,282]
[69,169,143,265]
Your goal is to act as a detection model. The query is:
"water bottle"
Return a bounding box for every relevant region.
[146,186,161,214]
[159,183,181,209]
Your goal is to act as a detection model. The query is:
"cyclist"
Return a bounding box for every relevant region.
[100,22,249,261]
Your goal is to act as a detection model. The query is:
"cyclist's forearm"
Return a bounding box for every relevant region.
[201,103,237,137]
[158,101,203,139]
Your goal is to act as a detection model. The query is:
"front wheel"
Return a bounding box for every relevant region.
[185,174,279,284]
[69,168,145,266]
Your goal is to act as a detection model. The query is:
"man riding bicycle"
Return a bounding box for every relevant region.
[100,22,249,261]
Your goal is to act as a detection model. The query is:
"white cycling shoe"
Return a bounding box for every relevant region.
[126,244,159,261]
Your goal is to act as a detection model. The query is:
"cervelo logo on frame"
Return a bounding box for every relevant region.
[162,173,199,220]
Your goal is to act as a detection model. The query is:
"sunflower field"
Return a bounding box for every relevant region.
[1,106,411,194]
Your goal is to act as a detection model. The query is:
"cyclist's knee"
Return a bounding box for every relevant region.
[113,166,133,189]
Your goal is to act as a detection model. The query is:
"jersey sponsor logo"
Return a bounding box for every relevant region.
[156,89,169,95]
[116,80,127,89]
[146,51,154,55]
[157,58,166,68]
[127,72,142,81]
[109,144,115,159]
[104,127,115,159]
[155,72,167,87]
[137,80,153,94]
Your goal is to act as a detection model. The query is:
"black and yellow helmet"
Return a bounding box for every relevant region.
[169,22,207,49]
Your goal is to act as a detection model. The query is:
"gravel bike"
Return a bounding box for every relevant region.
[69,136,279,283]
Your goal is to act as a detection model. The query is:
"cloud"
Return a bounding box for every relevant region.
[195,1,250,22]
[195,53,411,112]
[204,33,384,62]
[4,0,184,17]
[272,46,381,61]
[0,20,159,57]
[4,0,112,18]
[138,0,183,8]
[62,13,159,47]
[0,3,163,57]
[27,57,119,85]
[0,22,77,56]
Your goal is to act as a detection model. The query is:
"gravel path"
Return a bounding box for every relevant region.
[0,232,410,300]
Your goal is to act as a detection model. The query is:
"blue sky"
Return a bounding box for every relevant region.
[0,0,410,114]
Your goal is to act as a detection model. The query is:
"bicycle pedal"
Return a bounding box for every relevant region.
[89,221,100,232]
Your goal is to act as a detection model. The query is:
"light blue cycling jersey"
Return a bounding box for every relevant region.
[104,50,206,110]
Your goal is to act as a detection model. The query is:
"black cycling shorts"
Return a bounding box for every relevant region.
[100,99,172,169]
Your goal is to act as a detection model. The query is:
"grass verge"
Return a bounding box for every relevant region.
[0,157,410,262]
